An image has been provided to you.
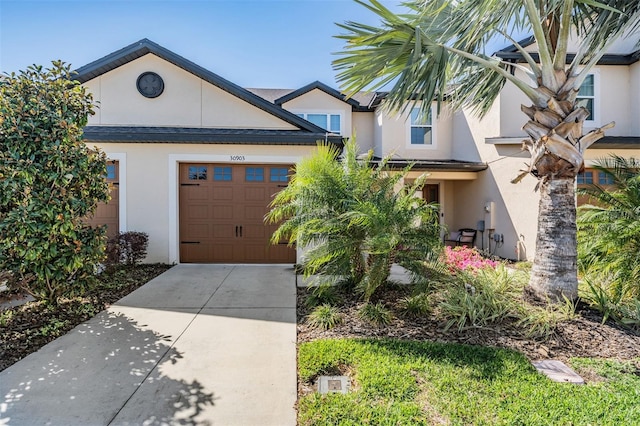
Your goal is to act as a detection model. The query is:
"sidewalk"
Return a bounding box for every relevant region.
[0,264,297,426]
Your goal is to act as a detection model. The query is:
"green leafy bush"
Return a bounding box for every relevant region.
[267,139,442,301]
[517,295,577,338]
[106,231,149,265]
[0,62,110,305]
[580,276,640,330]
[399,293,432,317]
[577,155,640,298]
[304,284,341,308]
[307,304,344,330]
[438,266,523,331]
[358,302,392,326]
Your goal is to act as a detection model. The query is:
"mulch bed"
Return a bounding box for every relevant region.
[0,264,172,372]
[296,286,640,363]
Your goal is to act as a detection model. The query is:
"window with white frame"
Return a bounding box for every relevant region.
[409,107,434,146]
[576,72,597,124]
[296,112,341,134]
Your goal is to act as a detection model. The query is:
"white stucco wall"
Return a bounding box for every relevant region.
[352,111,375,151]
[85,54,297,130]
[451,104,539,260]
[632,62,640,136]
[86,142,317,264]
[373,102,454,160]
[497,65,634,137]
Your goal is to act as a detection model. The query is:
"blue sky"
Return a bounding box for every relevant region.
[0,0,407,89]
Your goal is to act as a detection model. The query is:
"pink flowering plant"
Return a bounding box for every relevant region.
[443,246,499,274]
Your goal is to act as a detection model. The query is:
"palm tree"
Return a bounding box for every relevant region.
[333,0,640,300]
[267,139,442,300]
[577,155,640,299]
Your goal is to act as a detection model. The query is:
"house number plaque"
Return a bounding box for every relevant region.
[230,155,245,161]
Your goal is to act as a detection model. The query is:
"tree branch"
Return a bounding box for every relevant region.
[523,0,557,88]
[553,0,574,71]
[496,29,541,80]
[445,45,548,107]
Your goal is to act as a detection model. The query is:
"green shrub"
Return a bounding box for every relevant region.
[358,302,392,326]
[0,62,110,305]
[399,293,432,317]
[580,275,640,330]
[577,156,640,299]
[307,304,344,330]
[106,231,149,265]
[304,285,341,308]
[517,295,577,338]
[438,266,523,331]
[267,139,443,302]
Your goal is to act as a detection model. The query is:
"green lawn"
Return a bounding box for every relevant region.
[298,339,640,425]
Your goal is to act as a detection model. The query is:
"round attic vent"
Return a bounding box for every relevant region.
[136,72,164,98]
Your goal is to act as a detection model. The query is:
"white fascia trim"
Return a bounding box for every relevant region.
[104,152,127,233]
[167,153,306,264]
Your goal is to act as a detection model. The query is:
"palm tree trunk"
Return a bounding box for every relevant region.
[529,177,578,300]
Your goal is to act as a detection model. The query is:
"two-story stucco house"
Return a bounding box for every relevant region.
[78,37,639,264]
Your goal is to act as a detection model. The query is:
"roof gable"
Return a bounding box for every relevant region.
[274,80,372,111]
[75,39,328,134]
[494,35,640,65]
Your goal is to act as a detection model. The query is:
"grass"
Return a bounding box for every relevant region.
[298,339,640,425]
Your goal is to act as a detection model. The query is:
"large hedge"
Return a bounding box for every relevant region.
[0,61,110,304]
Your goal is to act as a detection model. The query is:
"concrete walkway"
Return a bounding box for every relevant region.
[0,265,297,426]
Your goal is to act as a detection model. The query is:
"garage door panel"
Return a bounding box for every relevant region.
[183,223,209,239]
[269,244,295,262]
[242,205,267,221]
[242,224,266,239]
[212,205,234,220]
[179,163,295,263]
[243,187,266,201]
[182,186,208,200]
[212,224,235,238]
[184,204,210,220]
[212,187,233,200]
[180,244,210,263]
[242,244,267,262]
[212,245,235,262]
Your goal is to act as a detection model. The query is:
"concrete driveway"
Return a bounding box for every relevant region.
[0,264,297,426]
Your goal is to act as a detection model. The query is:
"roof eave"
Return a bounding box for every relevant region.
[274,80,362,109]
[82,126,344,146]
[74,39,330,134]
[495,51,640,65]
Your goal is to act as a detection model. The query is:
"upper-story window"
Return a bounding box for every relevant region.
[576,71,598,126]
[296,112,341,134]
[409,107,435,147]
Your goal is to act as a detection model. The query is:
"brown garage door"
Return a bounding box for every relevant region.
[179,163,296,263]
[87,160,119,238]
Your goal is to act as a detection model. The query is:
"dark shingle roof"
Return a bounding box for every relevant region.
[494,35,640,65]
[248,83,382,112]
[591,136,640,149]
[274,81,362,108]
[371,157,487,172]
[74,39,330,135]
[82,126,343,145]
